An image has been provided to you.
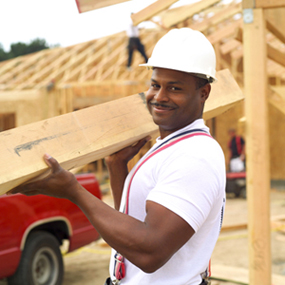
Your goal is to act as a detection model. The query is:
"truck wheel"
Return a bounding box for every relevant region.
[240,187,247,199]
[7,231,64,285]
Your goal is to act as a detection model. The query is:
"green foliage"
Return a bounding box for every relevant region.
[0,43,7,62]
[0,38,58,62]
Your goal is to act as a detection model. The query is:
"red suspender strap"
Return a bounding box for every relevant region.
[113,129,212,282]
[124,130,211,214]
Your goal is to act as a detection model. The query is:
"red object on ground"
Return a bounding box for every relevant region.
[0,173,102,280]
[226,172,246,179]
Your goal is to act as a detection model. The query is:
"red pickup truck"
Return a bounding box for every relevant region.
[0,173,102,285]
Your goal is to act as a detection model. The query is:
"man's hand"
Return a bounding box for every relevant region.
[7,154,82,201]
[105,136,151,210]
[105,136,151,166]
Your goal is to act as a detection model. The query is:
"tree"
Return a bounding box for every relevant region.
[10,42,28,58]
[0,38,57,62]
[0,44,8,61]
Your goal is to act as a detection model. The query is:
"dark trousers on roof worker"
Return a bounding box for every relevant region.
[127,37,148,68]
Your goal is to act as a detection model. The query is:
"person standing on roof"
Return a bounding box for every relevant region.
[126,13,148,70]
[8,28,226,285]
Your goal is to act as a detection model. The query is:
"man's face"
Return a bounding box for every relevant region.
[146,68,210,139]
[228,130,236,138]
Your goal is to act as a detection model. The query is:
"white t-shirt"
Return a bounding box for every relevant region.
[126,17,139,38]
[110,119,226,285]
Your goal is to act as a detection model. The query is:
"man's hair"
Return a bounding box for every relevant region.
[195,77,209,90]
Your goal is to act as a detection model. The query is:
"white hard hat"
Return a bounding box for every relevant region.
[140,28,217,83]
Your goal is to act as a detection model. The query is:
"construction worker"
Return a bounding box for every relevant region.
[227,128,245,172]
[126,13,148,70]
[8,28,226,285]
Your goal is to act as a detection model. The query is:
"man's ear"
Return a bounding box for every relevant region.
[200,83,211,103]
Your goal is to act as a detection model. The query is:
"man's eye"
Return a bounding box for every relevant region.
[170,86,180,91]
[151,84,160,88]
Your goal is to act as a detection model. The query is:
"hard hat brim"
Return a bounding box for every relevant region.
[139,63,217,83]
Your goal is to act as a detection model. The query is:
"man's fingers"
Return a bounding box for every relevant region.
[44,153,61,173]
[133,136,151,151]
[7,182,40,195]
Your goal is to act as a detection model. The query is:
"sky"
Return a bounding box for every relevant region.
[0,0,198,52]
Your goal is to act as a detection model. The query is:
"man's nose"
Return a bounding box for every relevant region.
[154,88,168,101]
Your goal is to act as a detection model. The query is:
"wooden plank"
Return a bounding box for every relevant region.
[0,93,158,195]
[15,44,88,90]
[190,2,242,32]
[265,7,285,39]
[211,264,285,285]
[242,0,255,9]
[267,44,285,68]
[256,0,285,9]
[203,69,244,120]
[244,0,285,9]
[0,50,51,85]
[269,86,285,115]
[76,0,131,13]
[0,69,243,195]
[234,23,285,68]
[221,223,247,232]
[131,0,179,26]
[243,8,272,285]
[80,37,125,82]
[266,18,285,44]
[207,19,243,45]
[220,39,241,55]
[161,0,220,28]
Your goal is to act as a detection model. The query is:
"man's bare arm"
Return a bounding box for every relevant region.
[8,153,194,273]
[104,137,150,210]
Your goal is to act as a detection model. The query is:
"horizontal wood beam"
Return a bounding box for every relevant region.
[243,0,285,9]
[131,0,179,26]
[161,0,220,28]
[75,0,131,13]
[256,0,285,9]
[0,93,158,195]
[0,69,243,195]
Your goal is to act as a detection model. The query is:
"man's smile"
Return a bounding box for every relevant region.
[149,102,175,112]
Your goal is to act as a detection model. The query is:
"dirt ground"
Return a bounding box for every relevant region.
[1,188,285,285]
